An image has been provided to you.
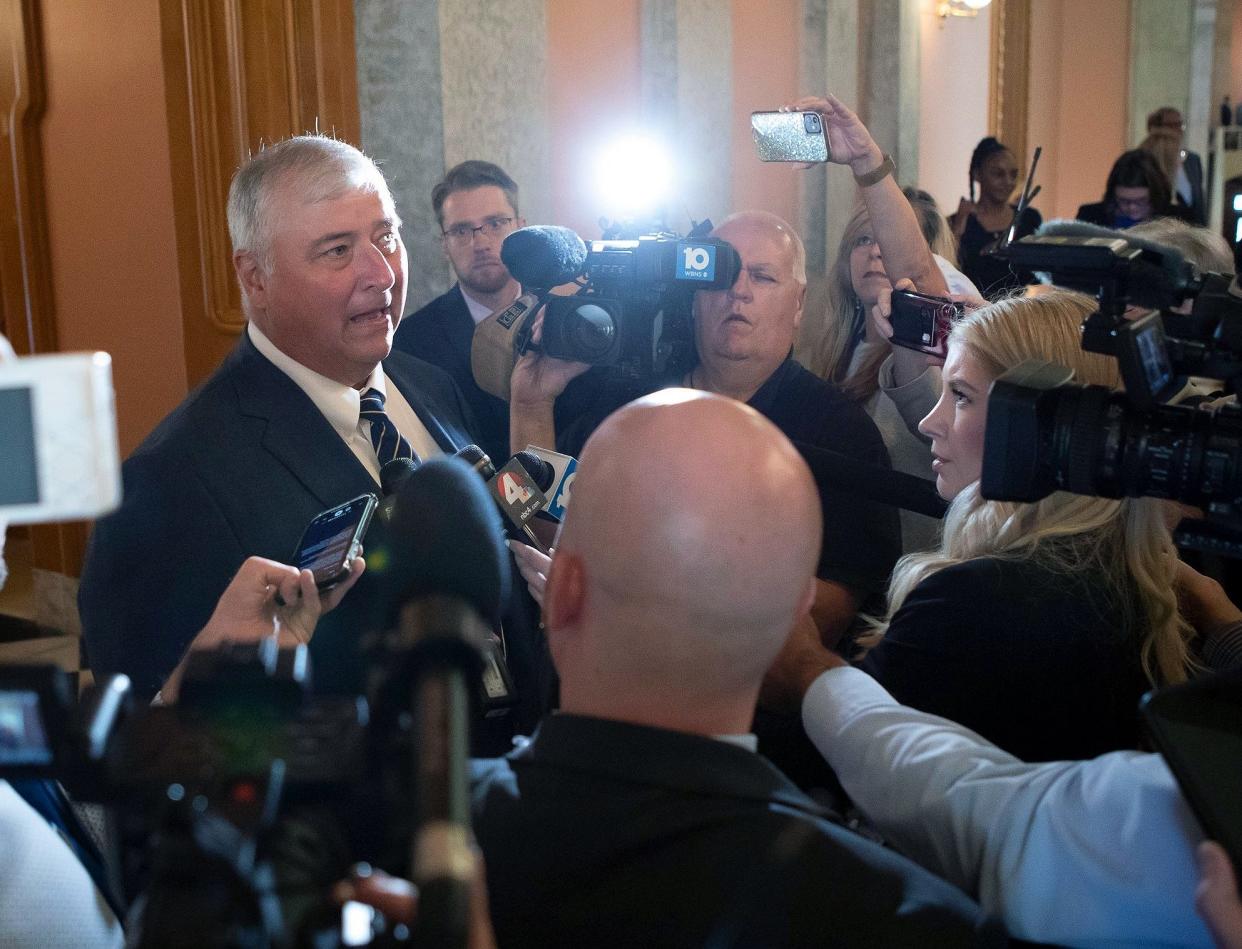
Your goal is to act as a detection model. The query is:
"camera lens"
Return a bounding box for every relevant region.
[566,304,617,361]
[804,113,821,134]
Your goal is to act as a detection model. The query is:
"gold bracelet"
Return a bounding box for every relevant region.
[854,153,895,188]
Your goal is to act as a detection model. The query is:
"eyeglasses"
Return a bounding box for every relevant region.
[1114,195,1152,213]
[442,216,515,246]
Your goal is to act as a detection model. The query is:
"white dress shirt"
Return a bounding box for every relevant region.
[801,666,1212,948]
[0,781,123,948]
[248,323,442,483]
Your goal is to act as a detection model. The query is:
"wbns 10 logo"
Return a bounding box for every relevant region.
[676,242,717,282]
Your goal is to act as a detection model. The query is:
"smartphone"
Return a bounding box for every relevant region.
[889,290,963,358]
[750,111,829,163]
[291,493,377,591]
[1141,671,1242,870]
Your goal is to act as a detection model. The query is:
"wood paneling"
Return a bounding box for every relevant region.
[0,0,87,582]
[990,0,1032,163]
[159,0,361,387]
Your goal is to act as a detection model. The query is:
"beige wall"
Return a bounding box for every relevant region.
[545,0,801,240]
[41,0,187,457]
[730,0,801,228]
[1028,0,1132,221]
[546,0,644,238]
[917,2,993,215]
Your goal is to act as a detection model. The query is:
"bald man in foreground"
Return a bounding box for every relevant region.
[470,392,1004,949]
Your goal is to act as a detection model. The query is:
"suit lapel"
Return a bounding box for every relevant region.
[384,353,467,454]
[229,336,378,507]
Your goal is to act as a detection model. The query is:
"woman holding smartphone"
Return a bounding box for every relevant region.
[857,289,1196,761]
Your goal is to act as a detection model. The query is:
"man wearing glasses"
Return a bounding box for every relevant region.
[393,161,525,458]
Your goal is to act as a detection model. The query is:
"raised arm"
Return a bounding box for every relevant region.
[789,94,949,298]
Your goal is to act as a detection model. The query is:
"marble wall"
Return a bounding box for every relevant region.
[355,0,922,300]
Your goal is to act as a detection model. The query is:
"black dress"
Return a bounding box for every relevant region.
[859,552,1151,761]
[954,205,1043,300]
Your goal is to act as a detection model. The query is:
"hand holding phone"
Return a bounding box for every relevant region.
[291,493,377,591]
[751,111,829,163]
[888,290,964,359]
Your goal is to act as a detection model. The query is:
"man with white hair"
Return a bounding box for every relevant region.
[510,211,900,656]
[79,136,480,701]
[472,391,1004,948]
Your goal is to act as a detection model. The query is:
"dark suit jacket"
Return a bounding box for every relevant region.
[78,334,479,700]
[859,555,1150,761]
[471,714,1007,949]
[393,285,510,460]
[1181,150,1207,225]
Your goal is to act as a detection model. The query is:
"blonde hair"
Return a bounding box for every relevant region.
[867,289,1195,686]
[811,195,955,401]
[810,204,895,401]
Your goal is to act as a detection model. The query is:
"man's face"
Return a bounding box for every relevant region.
[440,185,523,298]
[693,218,805,369]
[239,179,406,387]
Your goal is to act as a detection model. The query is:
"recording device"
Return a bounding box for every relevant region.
[499,225,588,290]
[1141,670,1242,871]
[454,444,550,553]
[471,293,542,402]
[376,456,421,524]
[0,351,121,524]
[523,445,578,520]
[986,225,1242,553]
[888,290,963,358]
[750,110,829,163]
[0,458,504,945]
[291,493,376,590]
[793,441,948,520]
[476,224,742,391]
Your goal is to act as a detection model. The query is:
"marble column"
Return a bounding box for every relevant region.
[860,0,920,187]
[355,0,551,311]
[799,0,861,276]
[640,0,734,231]
[355,0,450,308]
[1128,0,1195,146]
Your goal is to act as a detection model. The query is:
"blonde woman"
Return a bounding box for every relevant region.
[858,289,1195,761]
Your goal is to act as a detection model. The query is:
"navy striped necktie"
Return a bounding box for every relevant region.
[359,387,417,465]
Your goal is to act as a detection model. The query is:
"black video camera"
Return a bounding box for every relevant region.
[533,226,742,381]
[983,230,1242,555]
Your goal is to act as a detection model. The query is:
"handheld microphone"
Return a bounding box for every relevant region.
[377,457,507,947]
[510,450,555,492]
[453,445,550,551]
[500,225,588,290]
[377,456,421,524]
[522,445,578,521]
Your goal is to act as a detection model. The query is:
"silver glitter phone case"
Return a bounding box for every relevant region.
[750,111,829,163]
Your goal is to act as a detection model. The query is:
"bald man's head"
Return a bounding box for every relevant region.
[544,391,822,728]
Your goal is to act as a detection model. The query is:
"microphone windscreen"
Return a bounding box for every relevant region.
[511,450,556,492]
[1037,219,1191,271]
[501,226,587,289]
[380,457,420,497]
[381,457,509,622]
[454,444,495,479]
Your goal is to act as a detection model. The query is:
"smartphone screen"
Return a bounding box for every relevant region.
[1142,672,1242,870]
[889,291,961,358]
[750,111,829,163]
[292,494,377,590]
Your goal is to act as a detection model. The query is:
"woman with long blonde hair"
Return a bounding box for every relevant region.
[857,289,1196,760]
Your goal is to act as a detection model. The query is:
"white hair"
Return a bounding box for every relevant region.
[715,210,807,284]
[226,135,396,268]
